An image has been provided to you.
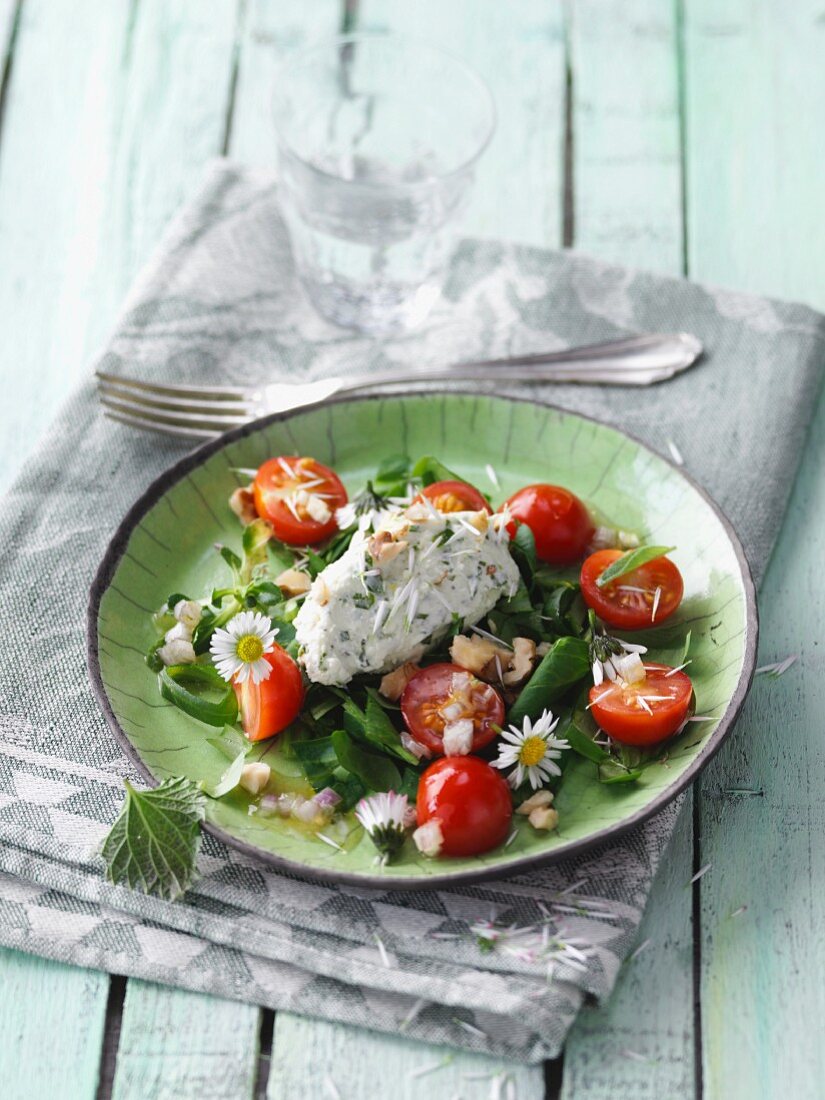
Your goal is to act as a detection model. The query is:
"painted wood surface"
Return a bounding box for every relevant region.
[560,5,696,1096]
[112,981,261,1100]
[357,0,566,248]
[268,1014,545,1100]
[0,946,109,1100]
[0,1,823,1097]
[683,1,825,1097]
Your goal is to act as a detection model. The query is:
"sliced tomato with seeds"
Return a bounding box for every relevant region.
[418,479,492,515]
[581,548,684,630]
[416,755,513,856]
[400,662,504,756]
[253,456,348,545]
[233,646,304,742]
[588,662,693,746]
[502,484,594,565]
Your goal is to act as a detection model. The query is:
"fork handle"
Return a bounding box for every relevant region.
[340,333,702,390]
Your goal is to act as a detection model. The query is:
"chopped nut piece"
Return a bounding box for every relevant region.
[157,638,196,666]
[276,568,311,598]
[528,805,559,831]
[401,730,431,760]
[367,530,408,566]
[442,718,474,755]
[229,485,257,525]
[304,494,331,524]
[536,641,552,658]
[164,621,192,645]
[502,637,537,686]
[516,789,555,815]
[412,819,444,857]
[450,633,508,678]
[239,762,271,796]
[311,576,330,606]
[173,599,202,631]
[379,661,420,702]
[612,651,646,685]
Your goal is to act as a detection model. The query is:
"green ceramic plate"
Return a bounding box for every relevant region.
[88,392,757,888]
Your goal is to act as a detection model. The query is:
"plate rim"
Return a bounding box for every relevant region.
[87,389,759,890]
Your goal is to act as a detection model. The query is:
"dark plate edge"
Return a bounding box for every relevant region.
[86,388,759,891]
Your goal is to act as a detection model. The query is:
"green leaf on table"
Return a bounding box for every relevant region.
[506,635,591,727]
[101,777,205,901]
[331,729,401,792]
[595,545,676,588]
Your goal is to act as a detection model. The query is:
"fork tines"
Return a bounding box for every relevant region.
[96,372,255,438]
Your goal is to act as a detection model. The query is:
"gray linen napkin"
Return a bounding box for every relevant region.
[0,162,822,1063]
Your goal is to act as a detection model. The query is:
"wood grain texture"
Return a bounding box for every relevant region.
[561,4,696,1096]
[356,0,567,248]
[111,980,260,1100]
[685,2,825,1097]
[229,0,342,167]
[0,946,109,1100]
[268,1014,544,1100]
[0,0,132,494]
[569,0,683,273]
[683,0,825,304]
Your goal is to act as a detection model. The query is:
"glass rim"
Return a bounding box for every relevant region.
[271,31,497,191]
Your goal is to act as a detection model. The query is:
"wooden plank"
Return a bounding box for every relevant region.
[684,2,825,1096]
[561,4,696,1096]
[0,0,132,495]
[0,2,127,1095]
[228,0,342,167]
[568,0,683,273]
[268,1014,544,1100]
[0,946,109,1100]
[110,981,260,1100]
[684,0,825,305]
[356,0,567,247]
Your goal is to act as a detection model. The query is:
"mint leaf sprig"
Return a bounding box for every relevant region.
[595,545,675,588]
[101,777,205,901]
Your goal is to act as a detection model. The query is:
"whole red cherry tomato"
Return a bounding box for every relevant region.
[416,755,513,856]
[503,484,594,565]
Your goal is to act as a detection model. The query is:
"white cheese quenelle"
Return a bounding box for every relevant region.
[294,501,520,686]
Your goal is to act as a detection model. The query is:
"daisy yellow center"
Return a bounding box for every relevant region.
[236,634,264,663]
[518,736,547,767]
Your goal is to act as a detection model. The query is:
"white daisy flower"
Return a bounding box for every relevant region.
[355,791,414,860]
[492,709,570,790]
[210,611,278,684]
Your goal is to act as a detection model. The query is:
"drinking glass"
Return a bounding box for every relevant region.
[272,34,496,334]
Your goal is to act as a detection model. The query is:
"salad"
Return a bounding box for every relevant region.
[145,453,694,865]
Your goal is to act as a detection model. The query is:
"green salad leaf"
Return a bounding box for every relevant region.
[595,545,676,588]
[331,729,402,792]
[159,664,238,727]
[201,747,247,799]
[101,777,205,900]
[506,636,591,728]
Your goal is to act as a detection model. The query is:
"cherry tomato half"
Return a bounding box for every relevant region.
[401,663,505,756]
[253,456,348,545]
[503,484,594,565]
[418,479,492,515]
[416,755,513,856]
[581,548,684,630]
[233,646,304,742]
[589,663,693,746]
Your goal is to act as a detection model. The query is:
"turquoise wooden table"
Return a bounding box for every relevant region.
[1,1,823,1097]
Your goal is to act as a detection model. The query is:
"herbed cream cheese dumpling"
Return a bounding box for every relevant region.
[294,500,520,686]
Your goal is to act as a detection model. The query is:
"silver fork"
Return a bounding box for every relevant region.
[96,332,702,440]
